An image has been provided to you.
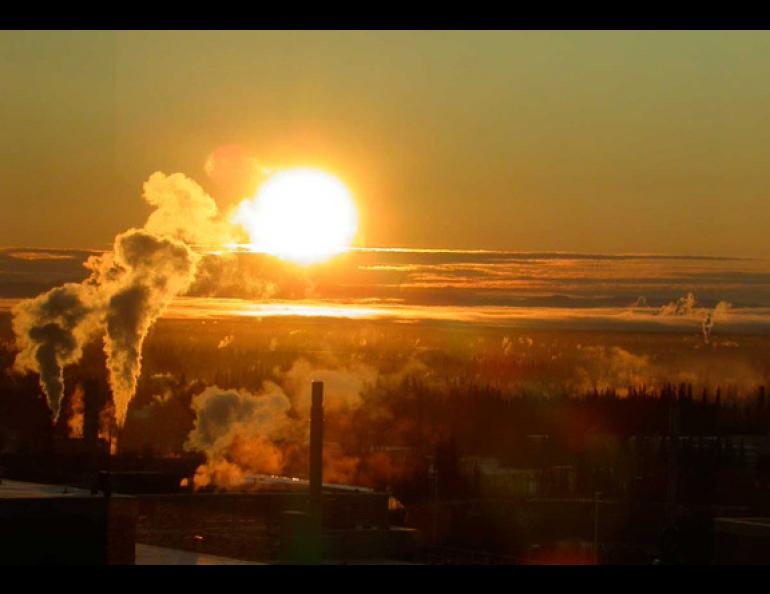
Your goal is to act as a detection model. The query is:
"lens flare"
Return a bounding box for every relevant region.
[233,168,357,264]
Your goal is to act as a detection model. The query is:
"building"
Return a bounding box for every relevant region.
[713,517,770,564]
[0,479,136,564]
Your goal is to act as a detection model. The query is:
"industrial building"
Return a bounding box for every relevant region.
[713,517,770,564]
[0,381,420,565]
[0,479,137,564]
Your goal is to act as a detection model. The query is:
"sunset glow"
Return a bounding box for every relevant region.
[233,168,357,264]
[6,28,770,566]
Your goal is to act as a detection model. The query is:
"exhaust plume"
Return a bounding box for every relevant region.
[658,293,733,345]
[67,384,85,438]
[184,358,417,490]
[11,283,103,418]
[103,229,199,423]
[184,383,294,488]
[11,172,228,426]
[702,301,732,344]
[658,292,697,316]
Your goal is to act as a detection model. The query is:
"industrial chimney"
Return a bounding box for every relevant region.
[309,381,324,539]
[278,381,325,564]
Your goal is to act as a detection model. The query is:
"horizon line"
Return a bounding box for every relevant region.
[0,244,756,262]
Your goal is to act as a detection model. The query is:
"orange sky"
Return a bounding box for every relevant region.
[3,30,770,257]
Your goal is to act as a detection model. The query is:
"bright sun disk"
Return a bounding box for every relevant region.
[233,168,358,264]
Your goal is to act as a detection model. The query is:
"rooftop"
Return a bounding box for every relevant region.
[0,479,99,499]
[715,517,770,537]
[0,479,133,499]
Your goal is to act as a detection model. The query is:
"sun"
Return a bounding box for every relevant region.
[233,168,358,264]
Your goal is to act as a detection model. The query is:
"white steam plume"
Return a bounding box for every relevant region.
[103,229,199,423]
[12,172,232,425]
[658,292,697,316]
[184,383,294,489]
[658,293,732,345]
[11,283,104,418]
[702,301,732,345]
[184,358,382,490]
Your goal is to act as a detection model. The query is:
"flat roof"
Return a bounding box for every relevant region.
[0,479,103,499]
[242,473,375,493]
[715,517,770,537]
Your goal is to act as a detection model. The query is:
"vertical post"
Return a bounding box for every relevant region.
[430,460,439,546]
[309,380,324,562]
[667,400,679,523]
[593,491,602,564]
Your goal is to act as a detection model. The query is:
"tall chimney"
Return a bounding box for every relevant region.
[309,381,324,560]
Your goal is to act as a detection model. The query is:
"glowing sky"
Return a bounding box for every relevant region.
[3,30,770,256]
[4,247,770,335]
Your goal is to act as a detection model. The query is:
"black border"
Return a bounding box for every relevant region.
[3,7,769,29]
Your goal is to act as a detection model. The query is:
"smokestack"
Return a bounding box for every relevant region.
[309,381,323,515]
[308,381,324,562]
[277,381,326,564]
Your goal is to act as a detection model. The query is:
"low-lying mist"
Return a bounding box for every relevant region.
[4,313,768,493]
